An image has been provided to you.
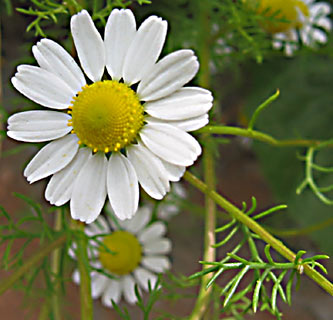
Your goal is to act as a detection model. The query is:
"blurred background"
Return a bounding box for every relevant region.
[1,0,333,319]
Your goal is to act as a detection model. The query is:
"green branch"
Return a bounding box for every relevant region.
[198,125,333,148]
[183,171,333,296]
[296,147,333,205]
[51,211,63,320]
[0,234,67,296]
[73,222,93,320]
[188,0,215,319]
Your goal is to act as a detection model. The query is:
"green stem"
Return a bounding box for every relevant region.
[51,211,63,320]
[268,217,333,237]
[198,126,333,148]
[248,90,280,130]
[189,0,215,319]
[73,222,93,320]
[0,234,67,296]
[184,171,333,296]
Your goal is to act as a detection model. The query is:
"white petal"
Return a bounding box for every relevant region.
[91,273,108,299]
[144,238,172,255]
[7,110,72,142]
[312,28,328,43]
[24,134,79,183]
[157,204,178,221]
[71,10,105,82]
[127,143,170,200]
[137,50,199,101]
[72,269,80,284]
[105,9,136,80]
[146,114,209,132]
[109,204,152,234]
[85,215,110,236]
[138,221,166,244]
[145,87,213,120]
[45,147,91,206]
[140,123,201,166]
[101,279,122,307]
[107,153,139,220]
[315,17,332,31]
[121,275,137,304]
[141,256,171,273]
[70,152,107,224]
[133,267,158,291]
[160,159,185,182]
[33,39,86,92]
[122,16,167,85]
[310,3,331,18]
[12,65,74,109]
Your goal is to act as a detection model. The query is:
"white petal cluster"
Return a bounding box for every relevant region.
[7,9,213,223]
[71,206,171,307]
[273,0,332,56]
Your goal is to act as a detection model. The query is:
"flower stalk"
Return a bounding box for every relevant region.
[199,125,333,148]
[51,210,63,320]
[72,222,93,320]
[189,0,216,318]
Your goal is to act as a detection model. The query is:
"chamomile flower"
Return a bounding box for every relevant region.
[71,205,171,307]
[255,0,331,56]
[7,9,213,223]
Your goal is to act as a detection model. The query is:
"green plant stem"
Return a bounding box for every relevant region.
[73,222,93,320]
[189,1,215,319]
[199,126,333,148]
[248,89,280,130]
[0,234,67,296]
[268,217,333,237]
[51,211,63,320]
[183,171,333,296]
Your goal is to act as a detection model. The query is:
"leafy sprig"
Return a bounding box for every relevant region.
[189,197,330,319]
[297,146,333,205]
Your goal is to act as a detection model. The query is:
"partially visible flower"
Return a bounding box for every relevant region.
[7,9,213,223]
[71,205,171,307]
[253,0,331,56]
[157,183,186,221]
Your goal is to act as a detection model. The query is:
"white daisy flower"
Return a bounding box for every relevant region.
[256,0,332,56]
[157,183,187,221]
[263,0,332,56]
[7,9,213,223]
[71,205,171,307]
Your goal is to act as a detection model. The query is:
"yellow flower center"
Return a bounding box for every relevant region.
[69,80,144,153]
[99,231,142,275]
[255,0,310,33]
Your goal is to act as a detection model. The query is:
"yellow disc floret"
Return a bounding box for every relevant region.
[99,231,142,275]
[255,0,310,33]
[69,80,144,153]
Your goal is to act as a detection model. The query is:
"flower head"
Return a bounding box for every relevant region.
[7,9,213,223]
[255,0,332,56]
[71,205,171,307]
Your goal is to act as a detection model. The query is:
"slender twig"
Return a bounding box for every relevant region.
[198,125,333,148]
[189,1,215,319]
[51,211,63,320]
[72,222,93,320]
[184,171,333,296]
[0,235,67,295]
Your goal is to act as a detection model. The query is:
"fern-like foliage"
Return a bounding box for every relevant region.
[189,197,329,319]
